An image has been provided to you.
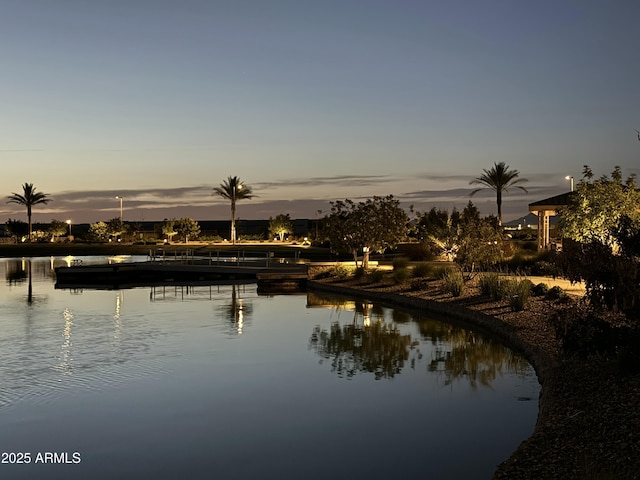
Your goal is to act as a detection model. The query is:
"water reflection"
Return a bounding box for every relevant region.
[418,319,530,389]
[113,291,124,350]
[307,292,531,388]
[55,308,74,375]
[147,283,255,335]
[219,284,253,335]
[5,259,28,284]
[0,258,539,478]
[309,319,418,380]
[5,259,49,306]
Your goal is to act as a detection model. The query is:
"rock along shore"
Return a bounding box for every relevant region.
[307,278,640,480]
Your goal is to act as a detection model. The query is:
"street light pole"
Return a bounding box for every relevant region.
[66,219,72,236]
[115,196,124,222]
[565,175,574,192]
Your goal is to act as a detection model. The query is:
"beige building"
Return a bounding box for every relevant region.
[528,192,572,250]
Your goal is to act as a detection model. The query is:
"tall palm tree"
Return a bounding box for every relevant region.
[469,162,528,226]
[213,176,254,244]
[7,183,52,241]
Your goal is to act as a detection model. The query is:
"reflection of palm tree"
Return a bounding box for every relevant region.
[7,183,52,241]
[27,260,33,305]
[5,259,49,306]
[221,284,253,335]
[469,162,527,226]
[212,176,254,244]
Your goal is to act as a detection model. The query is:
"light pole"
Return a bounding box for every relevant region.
[115,196,124,222]
[565,175,574,192]
[66,219,72,236]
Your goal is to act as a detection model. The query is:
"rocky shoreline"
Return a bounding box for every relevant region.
[307,276,640,480]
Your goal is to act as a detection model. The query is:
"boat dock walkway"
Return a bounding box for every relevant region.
[55,260,309,289]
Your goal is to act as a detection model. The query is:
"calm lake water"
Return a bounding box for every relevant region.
[0,257,539,480]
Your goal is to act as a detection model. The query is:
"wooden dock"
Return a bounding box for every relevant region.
[55,261,308,289]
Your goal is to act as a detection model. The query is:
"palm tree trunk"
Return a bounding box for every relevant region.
[27,206,32,241]
[497,190,503,226]
[231,200,237,245]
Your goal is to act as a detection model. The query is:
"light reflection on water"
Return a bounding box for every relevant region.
[0,257,539,480]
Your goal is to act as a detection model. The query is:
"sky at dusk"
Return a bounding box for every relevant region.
[1,0,639,225]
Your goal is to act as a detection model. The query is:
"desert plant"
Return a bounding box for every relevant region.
[532,282,549,297]
[519,278,534,292]
[353,267,367,280]
[479,272,514,301]
[368,269,386,283]
[432,264,455,279]
[507,279,532,312]
[546,285,566,300]
[412,261,432,278]
[331,264,351,279]
[441,269,465,297]
[479,272,501,297]
[392,256,410,270]
[393,267,410,284]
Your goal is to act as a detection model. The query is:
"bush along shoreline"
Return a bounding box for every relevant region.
[307,265,640,480]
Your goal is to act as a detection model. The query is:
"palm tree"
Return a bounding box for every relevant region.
[213,176,254,244]
[7,183,52,241]
[469,162,528,226]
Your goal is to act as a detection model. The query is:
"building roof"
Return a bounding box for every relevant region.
[528,192,573,212]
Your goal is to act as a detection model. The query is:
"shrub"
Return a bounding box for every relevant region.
[532,282,549,297]
[478,272,513,301]
[552,308,640,364]
[331,264,351,279]
[531,260,559,277]
[392,256,410,270]
[432,264,455,279]
[393,267,410,284]
[546,285,566,300]
[353,267,367,280]
[479,272,500,297]
[368,269,386,283]
[441,269,465,297]
[237,233,265,242]
[519,278,535,292]
[507,279,532,312]
[412,262,432,278]
[199,234,225,242]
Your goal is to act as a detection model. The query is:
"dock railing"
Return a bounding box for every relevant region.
[147,248,305,268]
